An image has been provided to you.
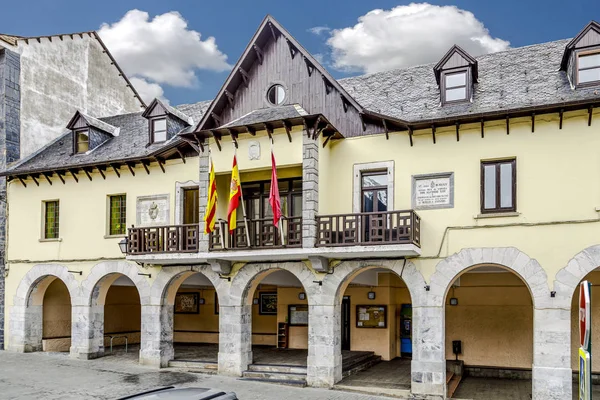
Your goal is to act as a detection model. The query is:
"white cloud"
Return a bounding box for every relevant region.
[308,26,330,36]
[326,3,510,74]
[99,9,231,102]
[130,77,167,104]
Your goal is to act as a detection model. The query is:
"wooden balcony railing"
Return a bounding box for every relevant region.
[210,216,302,250]
[316,210,421,247]
[127,224,200,254]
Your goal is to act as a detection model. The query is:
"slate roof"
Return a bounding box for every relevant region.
[221,104,308,128]
[4,100,211,175]
[338,39,600,124]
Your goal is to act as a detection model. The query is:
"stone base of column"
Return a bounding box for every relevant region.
[70,348,103,360]
[532,366,572,400]
[139,347,173,368]
[411,360,446,399]
[218,305,252,376]
[218,350,252,376]
[306,353,342,388]
[6,343,38,352]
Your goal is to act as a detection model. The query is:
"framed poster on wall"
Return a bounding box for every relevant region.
[288,304,309,326]
[259,292,277,315]
[174,292,199,314]
[356,305,387,328]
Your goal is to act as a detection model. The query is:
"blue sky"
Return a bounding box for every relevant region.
[2,1,599,106]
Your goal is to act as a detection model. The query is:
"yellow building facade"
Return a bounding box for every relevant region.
[3,16,600,400]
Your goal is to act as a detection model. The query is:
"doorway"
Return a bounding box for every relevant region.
[342,296,351,351]
[361,171,388,242]
[183,187,199,225]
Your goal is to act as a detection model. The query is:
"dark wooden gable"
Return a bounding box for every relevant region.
[433,45,478,84]
[195,16,387,138]
[561,21,600,70]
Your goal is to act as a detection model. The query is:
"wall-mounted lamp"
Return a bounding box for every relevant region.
[118,238,128,254]
[219,275,231,282]
[68,270,82,276]
[424,285,430,291]
[550,291,556,298]
[298,292,306,300]
[138,272,151,278]
[367,291,376,300]
[253,298,259,305]
[199,298,206,305]
[449,298,458,306]
[313,280,323,286]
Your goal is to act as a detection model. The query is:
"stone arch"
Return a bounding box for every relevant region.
[322,259,426,307]
[81,261,151,307]
[150,265,225,307]
[9,264,80,353]
[553,245,600,307]
[429,247,550,307]
[228,262,318,307]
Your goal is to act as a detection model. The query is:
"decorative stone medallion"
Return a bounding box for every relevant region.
[248,141,261,160]
[137,194,170,226]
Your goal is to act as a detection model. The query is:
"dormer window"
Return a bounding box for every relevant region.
[151,118,167,143]
[577,51,600,85]
[442,69,469,103]
[434,45,478,106]
[75,129,89,154]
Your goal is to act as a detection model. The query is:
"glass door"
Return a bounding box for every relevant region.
[361,172,388,242]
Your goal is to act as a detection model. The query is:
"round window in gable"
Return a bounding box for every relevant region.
[267,84,286,105]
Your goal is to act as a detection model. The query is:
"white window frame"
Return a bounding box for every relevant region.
[353,161,394,213]
[175,180,200,224]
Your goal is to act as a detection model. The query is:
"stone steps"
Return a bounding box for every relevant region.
[168,360,218,374]
[446,371,462,398]
[241,364,307,387]
[342,353,382,379]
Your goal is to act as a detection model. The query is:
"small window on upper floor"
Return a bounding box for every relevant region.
[442,70,469,104]
[267,84,286,105]
[75,129,89,154]
[151,118,167,143]
[43,200,60,240]
[577,51,600,86]
[481,159,516,214]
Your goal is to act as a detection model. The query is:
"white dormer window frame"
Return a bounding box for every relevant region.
[150,116,167,143]
[576,48,600,87]
[441,67,470,105]
[74,128,89,154]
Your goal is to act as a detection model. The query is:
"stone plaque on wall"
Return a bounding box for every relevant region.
[412,172,454,210]
[136,194,170,226]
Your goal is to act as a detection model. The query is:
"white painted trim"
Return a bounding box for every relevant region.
[175,180,199,224]
[352,161,394,213]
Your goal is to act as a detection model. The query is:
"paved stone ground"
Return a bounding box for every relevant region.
[0,351,393,400]
[336,359,411,390]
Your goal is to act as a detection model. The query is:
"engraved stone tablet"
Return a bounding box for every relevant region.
[248,141,260,160]
[137,194,170,226]
[412,172,454,210]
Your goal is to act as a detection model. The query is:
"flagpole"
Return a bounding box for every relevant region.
[272,139,286,246]
[235,143,253,247]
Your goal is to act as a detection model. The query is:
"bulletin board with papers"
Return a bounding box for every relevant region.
[356,305,387,329]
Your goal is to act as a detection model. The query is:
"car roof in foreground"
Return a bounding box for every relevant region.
[117,386,238,400]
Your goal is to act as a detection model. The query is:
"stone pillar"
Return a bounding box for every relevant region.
[139,304,174,367]
[532,308,572,400]
[307,304,342,387]
[218,305,252,376]
[0,48,21,350]
[8,304,42,352]
[411,306,446,400]
[70,305,104,359]
[197,149,210,252]
[302,134,318,248]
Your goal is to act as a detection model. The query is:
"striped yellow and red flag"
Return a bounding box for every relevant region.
[203,158,217,234]
[227,155,242,233]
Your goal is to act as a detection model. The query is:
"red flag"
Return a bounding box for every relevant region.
[269,150,282,227]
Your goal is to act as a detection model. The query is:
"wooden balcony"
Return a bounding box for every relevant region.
[127,224,200,255]
[316,210,421,247]
[210,216,302,250]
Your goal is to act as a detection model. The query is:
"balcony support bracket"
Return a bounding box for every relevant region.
[309,256,330,273]
[210,259,232,275]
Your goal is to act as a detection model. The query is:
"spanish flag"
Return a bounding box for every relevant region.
[227,155,242,233]
[203,158,217,234]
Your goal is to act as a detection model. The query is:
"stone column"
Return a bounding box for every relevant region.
[532,308,572,400]
[411,306,446,399]
[70,305,104,359]
[197,149,210,252]
[302,134,319,248]
[0,48,21,350]
[139,304,174,367]
[8,304,42,352]
[306,304,342,387]
[218,305,252,376]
